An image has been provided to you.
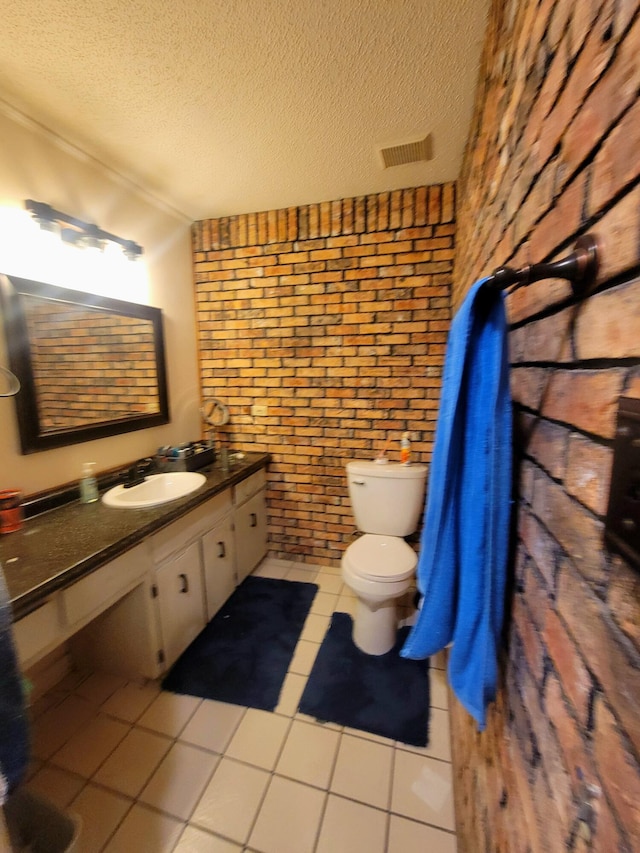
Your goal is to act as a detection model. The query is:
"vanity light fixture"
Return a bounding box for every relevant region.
[25,199,143,259]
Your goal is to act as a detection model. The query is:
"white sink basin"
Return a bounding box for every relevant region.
[102,472,206,509]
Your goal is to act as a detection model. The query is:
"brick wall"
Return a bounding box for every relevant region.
[453,1,640,851]
[192,186,454,564]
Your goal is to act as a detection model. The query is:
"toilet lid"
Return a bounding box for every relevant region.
[344,535,417,582]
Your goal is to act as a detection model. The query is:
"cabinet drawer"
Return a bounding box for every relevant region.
[63,543,151,627]
[234,468,266,506]
[152,490,232,564]
[13,598,63,667]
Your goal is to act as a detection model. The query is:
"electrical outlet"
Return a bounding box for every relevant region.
[251,404,268,417]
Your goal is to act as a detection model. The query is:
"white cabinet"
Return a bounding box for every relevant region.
[202,516,236,621]
[234,469,268,582]
[13,599,64,670]
[63,543,151,629]
[150,489,233,670]
[153,470,268,668]
[13,466,269,679]
[14,542,152,672]
[155,540,206,668]
[67,542,159,680]
[235,490,268,582]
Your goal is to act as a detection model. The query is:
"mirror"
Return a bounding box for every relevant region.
[0,274,170,453]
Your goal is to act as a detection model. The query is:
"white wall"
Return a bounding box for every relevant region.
[0,102,201,495]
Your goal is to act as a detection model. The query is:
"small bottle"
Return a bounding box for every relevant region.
[80,462,99,504]
[400,432,411,465]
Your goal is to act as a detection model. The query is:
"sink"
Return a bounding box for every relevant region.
[102,472,207,509]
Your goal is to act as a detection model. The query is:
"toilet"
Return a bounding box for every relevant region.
[342,459,428,655]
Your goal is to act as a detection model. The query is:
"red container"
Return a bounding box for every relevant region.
[0,489,23,534]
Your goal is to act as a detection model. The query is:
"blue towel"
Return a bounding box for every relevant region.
[401,277,511,730]
[0,564,29,804]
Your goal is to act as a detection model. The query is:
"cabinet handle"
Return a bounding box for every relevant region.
[250,513,257,528]
[218,541,226,558]
[179,573,189,593]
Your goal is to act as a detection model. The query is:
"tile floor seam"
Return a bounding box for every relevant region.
[393,745,453,765]
[240,774,277,849]
[239,713,297,848]
[90,730,175,801]
[387,734,397,814]
[74,784,137,853]
[388,806,459,835]
[48,713,135,778]
[309,788,329,853]
[388,810,459,836]
[143,742,221,825]
[323,726,344,795]
[102,801,185,852]
[71,775,137,806]
[71,676,126,707]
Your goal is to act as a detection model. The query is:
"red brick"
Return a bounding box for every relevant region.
[608,557,640,653]
[557,560,640,757]
[543,369,626,439]
[507,276,570,325]
[563,13,640,176]
[592,185,640,284]
[532,473,609,586]
[592,696,640,846]
[509,366,550,411]
[519,506,557,590]
[543,607,593,725]
[545,672,596,790]
[590,97,640,215]
[565,435,612,516]
[526,418,569,481]
[512,595,545,682]
[574,279,640,360]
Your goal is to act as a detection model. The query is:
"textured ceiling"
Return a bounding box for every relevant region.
[0,0,489,221]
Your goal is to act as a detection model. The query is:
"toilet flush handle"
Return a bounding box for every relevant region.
[352,479,366,485]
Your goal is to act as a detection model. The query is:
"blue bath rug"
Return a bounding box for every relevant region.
[162,576,318,711]
[298,612,430,746]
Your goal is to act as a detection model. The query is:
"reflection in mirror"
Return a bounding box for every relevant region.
[0,274,170,453]
[23,297,161,429]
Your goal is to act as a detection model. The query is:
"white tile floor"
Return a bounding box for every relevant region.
[25,558,457,852]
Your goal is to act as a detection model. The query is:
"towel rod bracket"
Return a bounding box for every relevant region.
[488,234,599,294]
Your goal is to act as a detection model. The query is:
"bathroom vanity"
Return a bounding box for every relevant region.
[2,454,269,680]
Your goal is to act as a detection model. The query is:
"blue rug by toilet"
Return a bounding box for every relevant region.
[299,612,430,746]
[162,576,317,711]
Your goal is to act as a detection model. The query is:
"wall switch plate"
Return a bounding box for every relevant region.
[605,397,640,572]
[251,404,268,417]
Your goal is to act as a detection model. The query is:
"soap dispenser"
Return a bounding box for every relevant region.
[80,462,99,504]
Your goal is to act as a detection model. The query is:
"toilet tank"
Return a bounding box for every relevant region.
[346,460,428,536]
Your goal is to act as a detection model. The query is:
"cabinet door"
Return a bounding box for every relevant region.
[235,488,268,582]
[202,516,236,621]
[156,541,206,668]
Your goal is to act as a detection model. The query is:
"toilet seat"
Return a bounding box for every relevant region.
[343,534,416,583]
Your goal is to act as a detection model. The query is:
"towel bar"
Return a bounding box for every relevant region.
[485,234,599,294]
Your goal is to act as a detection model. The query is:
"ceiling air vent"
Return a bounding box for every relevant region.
[379,134,433,169]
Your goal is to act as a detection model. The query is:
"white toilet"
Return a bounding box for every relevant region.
[342,460,428,655]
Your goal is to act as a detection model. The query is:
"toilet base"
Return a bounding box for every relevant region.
[352,596,398,656]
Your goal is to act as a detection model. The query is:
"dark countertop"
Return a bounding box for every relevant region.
[1,452,270,621]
